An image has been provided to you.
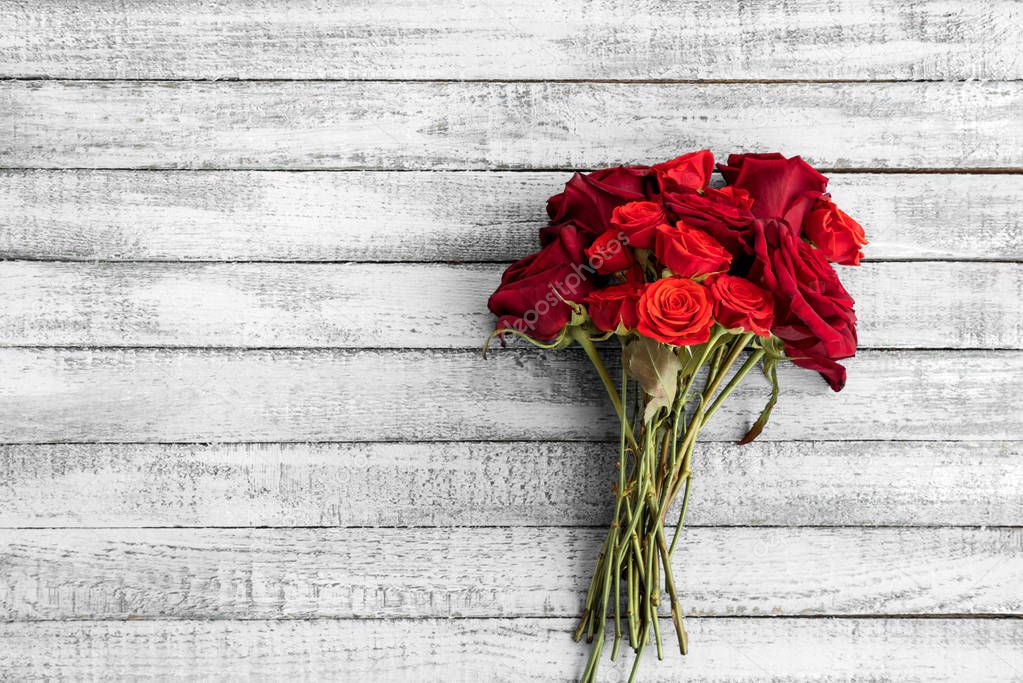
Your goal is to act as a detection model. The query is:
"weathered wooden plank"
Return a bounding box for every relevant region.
[3,81,1020,170]
[1,261,1019,350]
[0,527,1018,619]
[0,349,1017,443]
[3,0,1020,81]
[1,441,1019,528]
[3,171,1020,262]
[2,618,1021,682]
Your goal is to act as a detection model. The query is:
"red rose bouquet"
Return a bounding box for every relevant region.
[485,151,866,682]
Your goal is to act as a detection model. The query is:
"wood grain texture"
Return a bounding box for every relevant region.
[3,0,1021,81]
[1,441,1019,528]
[3,81,1021,170]
[0,348,1018,443]
[3,618,1021,682]
[3,171,1021,262]
[1,261,1019,350]
[2,526,1019,620]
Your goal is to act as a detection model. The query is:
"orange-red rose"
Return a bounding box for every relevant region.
[654,222,732,278]
[802,197,868,265]
[610,201,666,250]
[586,282,645,332]
[637,278,714,346]
[706,274,774,337]
[585,230,634,275]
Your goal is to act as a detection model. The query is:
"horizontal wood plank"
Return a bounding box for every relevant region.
[0,349,1018,443]
[2,441,1019,528]
[0,527,1018,619]
[1,261,1019,349]
[3,171,1020,262]
[3,81,1021,170]
[3,0,1020,81]
[2,618,1021,681]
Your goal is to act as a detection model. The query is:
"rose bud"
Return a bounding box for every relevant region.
[706,274,774,337]
[585,229,635,275]
[586,282,646,333]
[610,201,667,250]
[654,222,732,279]
[803,198,868,266]
[636,277,714,346]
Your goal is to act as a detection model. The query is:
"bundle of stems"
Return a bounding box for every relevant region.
[570,327,775,683]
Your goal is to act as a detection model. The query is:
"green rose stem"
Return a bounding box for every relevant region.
[645,333,756,662]
[570,327,641,454]
[704,347,767,422]
[611,355,630,662]
[574,327,773,683]
[635,334,752,637]
[664,334,755,551]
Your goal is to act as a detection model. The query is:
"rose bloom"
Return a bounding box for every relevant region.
[706,274,774,337]
[718,152,828,228]
[637,277,714,346]
[652,150,714,193]
[586,282,645,332]
[665,185,755,256]
[802,197,868,265]
[654,222,732,278]
[487,223,595,340]
[584,229,634,275]
[752,220,857,391]
[545,166,651,240]
[610,200,666,250]
[723,152,855,390]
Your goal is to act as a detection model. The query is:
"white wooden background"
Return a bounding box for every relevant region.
[1,1,1021,680]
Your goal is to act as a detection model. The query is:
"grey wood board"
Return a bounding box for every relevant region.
[0,527,1018,620]
[2,81,1021,169]
[2,171,1019,262]
[0,348,1018,443]
[1,441,1019,528]
[1,618,1020,681]
[3,0,1020,80]
[0,261,1018,349]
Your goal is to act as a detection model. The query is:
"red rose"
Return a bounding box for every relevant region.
[488,223,595,340]
[652,150,714,193]
[706,274,774,337]
[610,200,666,250]
[718,153,828,230]
[663,186,755,255]
[751,219,857,390]
[654,222,732,278]
[586,282,645,332]
[802,197,868,266]
[499,221,586,286]
[585,229,634,275]
[637,278,714,346]
[544,166,651,240]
